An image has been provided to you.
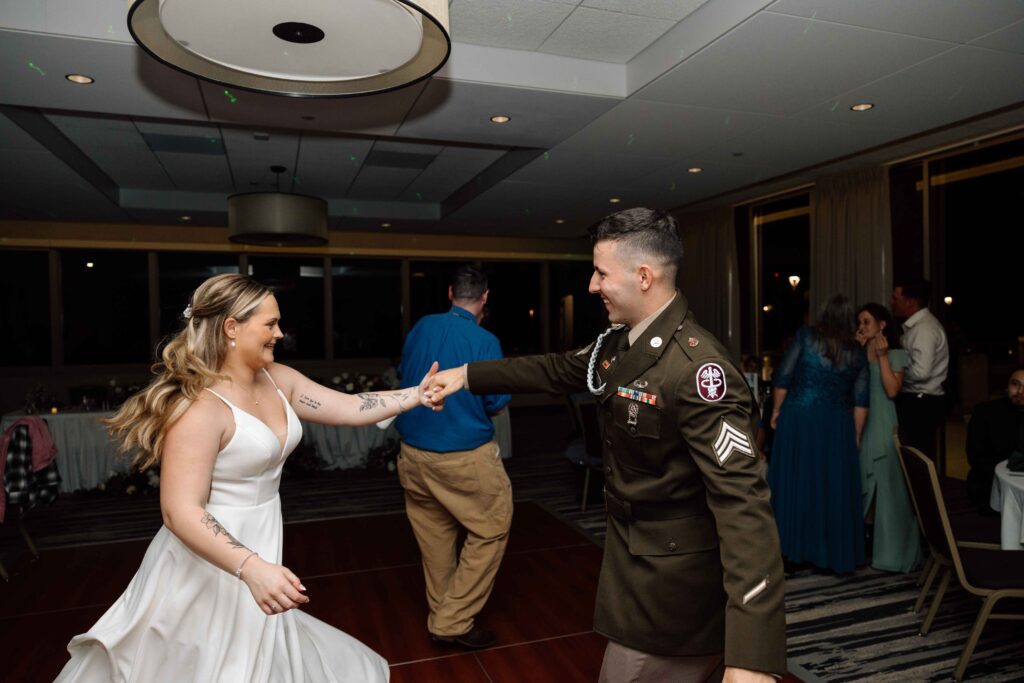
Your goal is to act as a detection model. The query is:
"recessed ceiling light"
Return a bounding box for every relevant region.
[850,102,874,112]
[381,222,391,228]
[608,197,621,204]
[555,219,565,224]
[179,215,192,222]
[489,115,511,124]
[86,262,95,268]
[65,74,94,85]
[688,167,703,174]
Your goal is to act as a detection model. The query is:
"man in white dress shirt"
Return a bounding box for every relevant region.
[891,280,949,461]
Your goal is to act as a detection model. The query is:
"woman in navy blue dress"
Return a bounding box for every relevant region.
[768,295,869,573]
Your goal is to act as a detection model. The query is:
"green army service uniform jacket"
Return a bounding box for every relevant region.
[466,293,786,675]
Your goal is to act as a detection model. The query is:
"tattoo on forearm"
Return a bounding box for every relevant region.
[298,394,321,410]
[357,393,383,412]
[201,512,248,550]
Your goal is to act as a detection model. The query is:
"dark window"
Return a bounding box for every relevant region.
[248,256,325,360]
[62,250,150,364]
[755,196,810,353]
[332,259,402,358]
[408,261,543,356]
[549,260,604,352]
[158,253,240,340]
[890,163,925,284]
[0,249,51,366]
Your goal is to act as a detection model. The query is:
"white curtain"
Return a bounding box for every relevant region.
[810,167,893,317]
[673,207,741,360]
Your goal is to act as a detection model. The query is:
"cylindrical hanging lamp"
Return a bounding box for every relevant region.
[128,0,450,97]
[228,193,328,246]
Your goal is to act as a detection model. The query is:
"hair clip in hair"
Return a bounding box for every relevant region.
[183,304,193,320]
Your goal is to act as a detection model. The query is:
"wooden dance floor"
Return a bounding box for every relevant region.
[0,501,608,682]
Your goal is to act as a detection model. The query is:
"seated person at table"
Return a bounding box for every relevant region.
[56,273,440,682]
[966,367,1024,513]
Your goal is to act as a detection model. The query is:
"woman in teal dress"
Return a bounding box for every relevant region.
[856,303,922,572]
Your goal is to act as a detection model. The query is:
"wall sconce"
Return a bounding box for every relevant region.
[944,296,953,305]
[788,275,800,290]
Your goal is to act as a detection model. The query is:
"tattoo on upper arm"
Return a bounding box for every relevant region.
[298,394,321,410]
[201,512,248,550]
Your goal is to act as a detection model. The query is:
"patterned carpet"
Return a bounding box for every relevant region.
[2,406,1020,681]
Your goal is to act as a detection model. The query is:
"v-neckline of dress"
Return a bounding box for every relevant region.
[229,387,291,457]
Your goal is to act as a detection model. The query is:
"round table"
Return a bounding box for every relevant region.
[990,460,1024,550]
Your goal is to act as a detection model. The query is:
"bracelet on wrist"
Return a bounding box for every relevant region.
[235,551,258,580]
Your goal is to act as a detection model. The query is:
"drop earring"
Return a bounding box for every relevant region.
[230,340,236,348]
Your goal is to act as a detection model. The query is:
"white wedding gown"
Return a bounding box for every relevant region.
[56,374,390,682]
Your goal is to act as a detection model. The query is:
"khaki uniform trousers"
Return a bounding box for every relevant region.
[397,440,513,637]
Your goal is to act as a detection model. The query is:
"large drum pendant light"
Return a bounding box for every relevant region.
[128,0,450,97]
[228,192,328,247]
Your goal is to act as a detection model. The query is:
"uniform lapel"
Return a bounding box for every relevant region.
[598,293,689,404]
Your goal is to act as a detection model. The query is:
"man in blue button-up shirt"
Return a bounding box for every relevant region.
[395,265,511,649]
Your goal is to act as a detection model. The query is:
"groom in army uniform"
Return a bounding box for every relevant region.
[426,207,786,682]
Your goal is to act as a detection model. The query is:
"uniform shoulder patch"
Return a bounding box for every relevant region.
[696,362,727,402]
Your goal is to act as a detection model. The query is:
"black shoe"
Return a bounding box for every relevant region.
[431,625,496,649]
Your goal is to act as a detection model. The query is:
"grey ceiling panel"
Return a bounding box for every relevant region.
[539,6,676,63]
[199,81,427,137]
[291,136,375,198]
[46,114,174,190]
[509,148,676,190]
[767,0,1024,44]
[346,166,424,200]
[450,0,575,51]
[400,147,505,202]
[558,99,778,157]
[793,46,1024,133]
[971,19,1024,55]
[0,0,135,43]
[0,30,207,120]
[0,147,124,222]
[221,128,300,191]
[583,0,710,22]
[635,11,952,115]
[398,79,620,147]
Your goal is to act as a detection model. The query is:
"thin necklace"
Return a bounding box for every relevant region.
[235,380,260,405]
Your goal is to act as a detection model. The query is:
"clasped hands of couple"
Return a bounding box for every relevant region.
[417,363,466,410]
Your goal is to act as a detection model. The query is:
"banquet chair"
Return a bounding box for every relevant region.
[565,393,602,512]
[892,433,999,618]
[898,444,1024,681]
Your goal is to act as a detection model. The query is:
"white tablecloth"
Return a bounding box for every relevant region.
[3,410,513,491]
[1,411,125,494]
[990,460,1024,551]
[305,411,512,469]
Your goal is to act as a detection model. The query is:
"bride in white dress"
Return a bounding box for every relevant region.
[56,274,441,682]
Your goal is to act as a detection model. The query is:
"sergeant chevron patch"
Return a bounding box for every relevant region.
[713,420,754,466]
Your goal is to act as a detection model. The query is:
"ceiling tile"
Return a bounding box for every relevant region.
[767,0,1024,44]
[401,146,505,202]
[347,166,424,200]
[582,0,710,22]
[199,80,427,137]
[0,30,207,120]
[293,136,376,198]
[450,0,575,51]
[46,114,173,190]
[971,19,1024,55]
[398,79,619,147]
[539,6,676,63]
[509,148,676,189]
[635,11,952,115]
[793,46,1024,132]
[221,128,300,191]
[558,99,778,157]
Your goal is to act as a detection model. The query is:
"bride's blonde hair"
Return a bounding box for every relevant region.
[105,273,272,470]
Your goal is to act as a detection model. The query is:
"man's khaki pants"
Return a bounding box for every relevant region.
[397,441,513,637]
[599,641,725,683]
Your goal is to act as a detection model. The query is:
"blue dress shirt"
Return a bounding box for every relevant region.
[396,305,511,452]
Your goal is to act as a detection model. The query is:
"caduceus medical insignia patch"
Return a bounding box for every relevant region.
[696,362,726,402]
